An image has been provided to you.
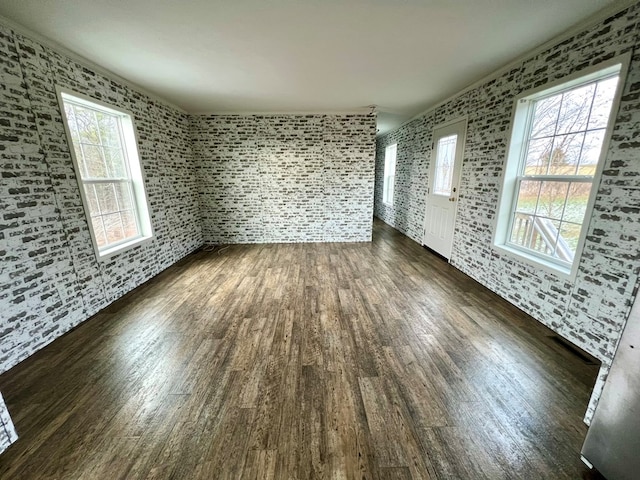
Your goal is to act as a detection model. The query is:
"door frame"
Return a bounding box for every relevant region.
[422,116,468,259]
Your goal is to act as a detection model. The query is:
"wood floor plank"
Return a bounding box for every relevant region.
[239,449,277,480]
[358,376,409,469]
[0,219,598,479]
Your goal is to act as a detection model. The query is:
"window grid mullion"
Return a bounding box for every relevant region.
[547,91,565,175]
[113,182,122,216]
[529,125,607,142]
[89,110,105,178]
[90,183,101,218]
[116,117,134,182]
[516,175,593,182]
[98,214,107,245]
[73,104,90,179]
[117,211,125,242]
[556,181,573,251]
[527,180,543,250]
[83,178,129,184]
[574,84,599,175]
[120,179,140,236]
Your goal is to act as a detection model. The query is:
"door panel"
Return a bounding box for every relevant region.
[423,119,466,259]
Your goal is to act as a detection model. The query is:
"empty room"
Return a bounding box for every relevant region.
[1,0,639,479]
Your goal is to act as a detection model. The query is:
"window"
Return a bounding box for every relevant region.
[495,60,625,278]
[58,89,153,259]
[433,134,458,196]
[383,144,397,205]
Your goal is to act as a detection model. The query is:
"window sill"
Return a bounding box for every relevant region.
[96,235,154,261]
[493,243,575,281]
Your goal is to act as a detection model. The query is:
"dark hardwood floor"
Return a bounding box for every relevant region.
[0,219,600,479]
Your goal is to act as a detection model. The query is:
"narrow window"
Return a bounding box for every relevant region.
[495,61,624,278]
[383,144,397,205]
[58,89,153,259]
[433,134,458,196]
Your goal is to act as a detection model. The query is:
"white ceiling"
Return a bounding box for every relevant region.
[0,0,632,134]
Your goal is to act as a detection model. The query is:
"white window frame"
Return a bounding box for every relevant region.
[57,87,154,260]
[494,55,629,280]
[383,143,397,206]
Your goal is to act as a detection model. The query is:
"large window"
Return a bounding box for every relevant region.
[495,60,624,277]
[383,144,397,205]
[58,89,153,259]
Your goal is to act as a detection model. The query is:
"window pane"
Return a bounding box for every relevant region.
[383,144,396,204]
[558,222,581,257]
[563,182,590,223]
[556,83,595,135]
[103,213,125,244]
[525,137,553,175]
[535,219,561,256]
[82,144,108,178]
[384,145,396,176]
[104,147,126,178]
[510,212,534,247]
[95,183,119,214]
[433,134,457,196]
[121,210,139,238]
[91,216,107,248]
[72,144,87,177]
[75,108,100,145]
[536,181,569,220]
[510,181,587,263]
[115,183,135,211]
[515,180,541,214]
[530,94,561,139]
[589,77,618,129]
[96,111,121,147]
[83,184,100,217]
[578,130,605,174]
[548,132,584,174]
[64,105,81,144]
[512,216,561,257]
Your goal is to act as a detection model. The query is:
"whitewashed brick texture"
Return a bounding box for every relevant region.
[0,24,203,375]
[0,25,377,385]
[374,4,640,422]
[191,114,376,244]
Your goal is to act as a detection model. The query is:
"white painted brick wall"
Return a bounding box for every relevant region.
[0,25,378,380]
[0,24,203,374]
[374,4,640,422]
[192,114,376,244]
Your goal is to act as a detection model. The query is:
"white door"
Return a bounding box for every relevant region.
[422,119,466,259]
